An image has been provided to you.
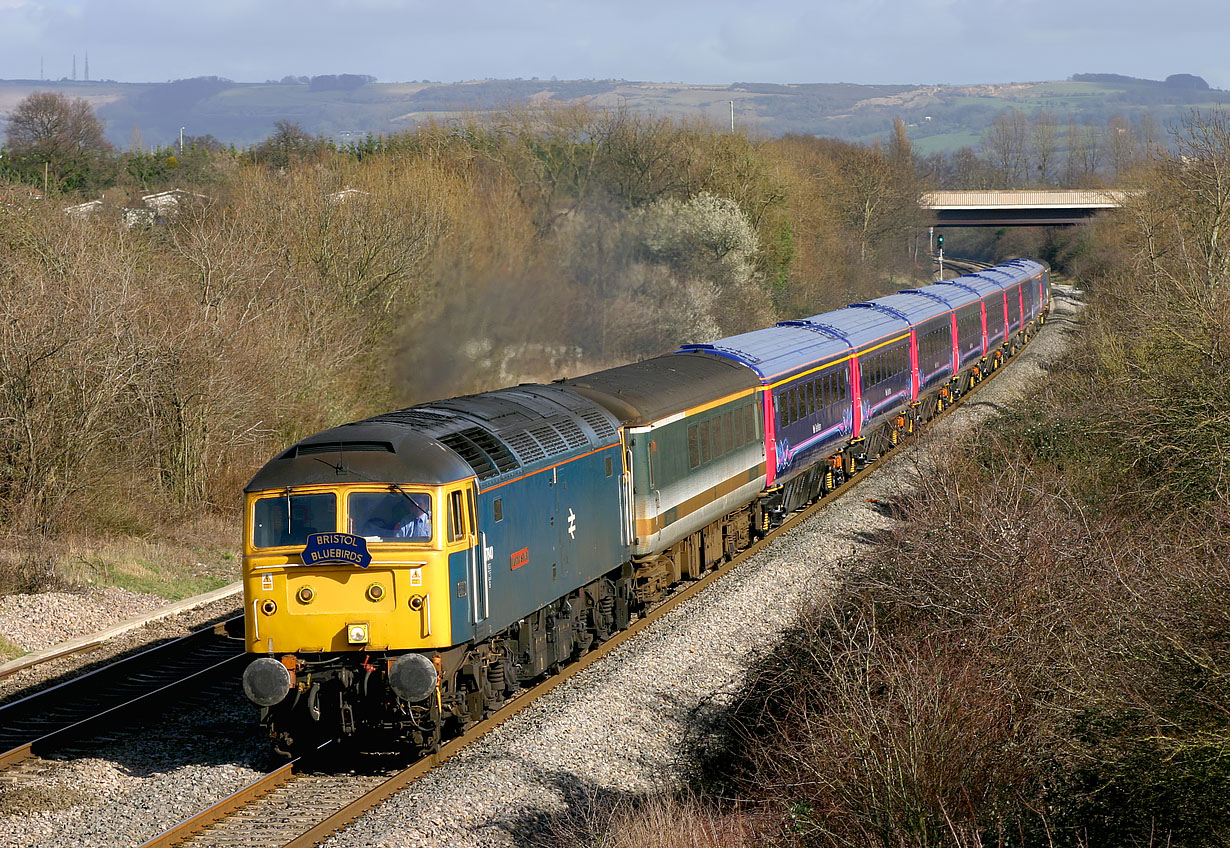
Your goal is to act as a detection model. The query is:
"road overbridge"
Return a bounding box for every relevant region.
[921,189,1139,227]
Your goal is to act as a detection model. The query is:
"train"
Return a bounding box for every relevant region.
[240,259,1051,755]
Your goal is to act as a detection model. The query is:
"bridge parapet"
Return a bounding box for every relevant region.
[921,189,1142,226]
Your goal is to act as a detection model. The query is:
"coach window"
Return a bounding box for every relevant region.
[712,416,724,459]
[724,412,735,452]
[734,408,745,446]
[687,425,700,469]
[700,421,712,464]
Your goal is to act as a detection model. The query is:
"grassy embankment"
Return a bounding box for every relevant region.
[549,112,1230,847]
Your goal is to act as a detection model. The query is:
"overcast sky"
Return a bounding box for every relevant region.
[1,0,1227,89]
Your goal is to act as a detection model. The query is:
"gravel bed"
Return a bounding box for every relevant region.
[0,586,170,653]
[0,690,269,848]
[317,288,1084,848]
[0,289,1081,848]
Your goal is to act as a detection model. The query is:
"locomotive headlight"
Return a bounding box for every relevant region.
[260,599,277,616]
[365,583,385,602]
[346,622,370,644]
[296,586,315,604]
[388,653,437,702]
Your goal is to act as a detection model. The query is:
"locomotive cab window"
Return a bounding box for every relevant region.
[348,490,432,542]
[493,497,503,522]
[253,492,337,549]
[447,490,466,542]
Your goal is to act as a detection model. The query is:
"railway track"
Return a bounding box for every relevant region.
[937,254,993,278]
[136,321,1041,848]
[0,616,246,770]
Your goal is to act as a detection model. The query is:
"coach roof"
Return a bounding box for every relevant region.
[561,353,758,426]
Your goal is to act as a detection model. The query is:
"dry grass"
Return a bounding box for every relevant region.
[0,633,25,661]
[544,792,766,848]
[685,434,1230,848]
[0,511,239,602]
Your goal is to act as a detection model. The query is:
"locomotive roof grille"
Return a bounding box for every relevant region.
[503,430,547,463]
[372,409,455,428]
[579,407,618,439]
[529,424,567,456]
[466,428,519,475]
[288,440,395,458]
[437,427,520,481]
[555,417,589,450]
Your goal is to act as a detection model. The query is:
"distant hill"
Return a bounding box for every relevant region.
[1,73,1226,153]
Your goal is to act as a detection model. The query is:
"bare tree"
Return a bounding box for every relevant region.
[1081,120,1104,180]
[981,109,1030,187]
[1108,114,1138,180]
[1031,111,1059,185]
[1064,119,1104,185]
[4,91,112,191]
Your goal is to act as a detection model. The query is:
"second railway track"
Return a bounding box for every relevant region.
[0,616,246,770]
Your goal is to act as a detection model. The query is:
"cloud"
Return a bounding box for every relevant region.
[0,0,1226,88]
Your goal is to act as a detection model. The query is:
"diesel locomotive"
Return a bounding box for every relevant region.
[241,259,1051,755]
